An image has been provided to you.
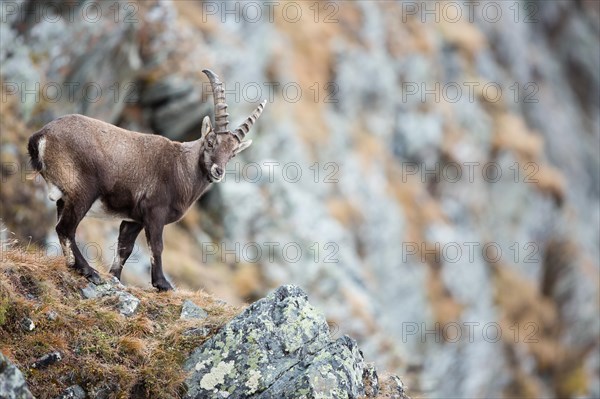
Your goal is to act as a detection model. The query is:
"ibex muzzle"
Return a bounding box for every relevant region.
[28,70,265,291]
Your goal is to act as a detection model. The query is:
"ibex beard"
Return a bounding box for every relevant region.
[27,70,266,291]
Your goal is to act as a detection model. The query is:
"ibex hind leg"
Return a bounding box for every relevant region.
[56,198,102,285]
[109,221,143,280]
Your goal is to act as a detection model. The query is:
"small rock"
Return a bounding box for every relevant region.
[47,311,58,321]
[80,282,113,299]
[117,292,140,317]
[0,353,34,399]
[180,299,208,320]
[54,385,86,399]
[31,351,62,369]
[363,363,379,397]
[385,375,410,399]
[19,317,35,332]
[81,284,98,299]
[81,280,139,316]
[183,327,211,337]
[87,384,118,399]
[109,276,125,289]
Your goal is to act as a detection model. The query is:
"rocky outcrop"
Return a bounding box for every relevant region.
[184,285,377,398]
[0,353,34,399]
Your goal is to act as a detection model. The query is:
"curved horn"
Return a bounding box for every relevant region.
[233,100,266,142]
[202,69,230,134]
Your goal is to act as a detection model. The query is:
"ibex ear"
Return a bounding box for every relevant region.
[233,140,252,155]
[201,116,212,138]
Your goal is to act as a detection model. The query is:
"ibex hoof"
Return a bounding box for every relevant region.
[84,269,103,285]
[153,280,174,292]
[109,267,122,280]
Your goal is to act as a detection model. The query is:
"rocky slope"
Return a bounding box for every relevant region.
[0,246,408,398]
[1,1,599,398]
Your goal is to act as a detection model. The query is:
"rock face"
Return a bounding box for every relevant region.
[184,285,372,398]
[2,1,599,398]
[0,353,34,399]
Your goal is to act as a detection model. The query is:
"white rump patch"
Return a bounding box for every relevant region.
[38,137,46,170]
[39,137,63,201]
[47,182,63,201]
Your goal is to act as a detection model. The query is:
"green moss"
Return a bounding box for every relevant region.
[0,292,8,326]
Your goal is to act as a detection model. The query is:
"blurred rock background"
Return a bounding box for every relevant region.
[1,0,598,397]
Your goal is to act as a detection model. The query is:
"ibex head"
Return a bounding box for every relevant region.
[201,69,266,183]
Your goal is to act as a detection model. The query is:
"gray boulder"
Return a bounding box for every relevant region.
[183,285,367,398]
[181,300,208,320]
[0,353,34,399]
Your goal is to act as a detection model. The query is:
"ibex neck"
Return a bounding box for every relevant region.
[180,139,211,200]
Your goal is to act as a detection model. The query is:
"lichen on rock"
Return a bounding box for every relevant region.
[183,285,371,398]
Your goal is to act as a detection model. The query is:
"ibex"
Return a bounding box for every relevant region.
[28,70,265,291]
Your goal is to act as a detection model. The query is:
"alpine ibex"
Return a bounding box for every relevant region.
[28,70,265,291]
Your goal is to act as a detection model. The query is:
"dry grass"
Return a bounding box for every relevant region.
[375,372,413,399]
[0,243,240,398]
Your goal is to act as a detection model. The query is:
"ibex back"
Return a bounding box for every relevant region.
[28,70,265,291]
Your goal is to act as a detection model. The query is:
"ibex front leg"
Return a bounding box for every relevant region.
[143,218,173,291]
[110,221,143,280]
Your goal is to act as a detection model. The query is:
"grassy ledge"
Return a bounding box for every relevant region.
[0,244,240,398]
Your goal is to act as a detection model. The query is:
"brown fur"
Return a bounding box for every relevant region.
[35,114,217,223]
